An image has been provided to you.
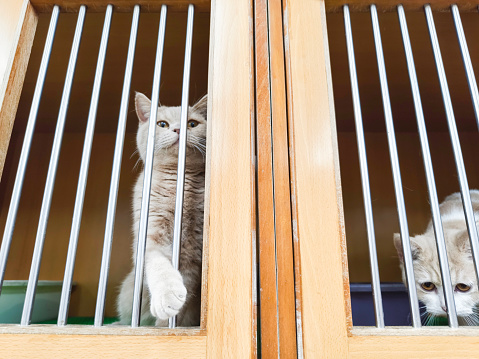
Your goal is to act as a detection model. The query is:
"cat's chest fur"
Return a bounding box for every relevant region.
[132,165,205,268]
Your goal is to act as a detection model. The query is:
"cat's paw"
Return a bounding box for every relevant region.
[149,279,187,320]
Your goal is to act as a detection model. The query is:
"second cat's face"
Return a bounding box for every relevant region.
[135,92,207,167]
[394,231,479,322]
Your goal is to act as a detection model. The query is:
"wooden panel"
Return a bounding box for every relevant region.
[254,0,279,356]
[0,324,204,335]
[283,0,351,357]
[282,0,304,354]
[30,0,211,13]
[0,0,37,180]
[205,0,255,357]
[267,0,297,356]
[326,0,479,12]
[349,334,479,358]
[0,334,206,358]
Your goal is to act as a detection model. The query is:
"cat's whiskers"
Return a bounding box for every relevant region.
[189,134,206,158]
[130,148,139,159]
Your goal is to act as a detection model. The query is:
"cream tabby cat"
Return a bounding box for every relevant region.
[394,190,479,325]
[117,92,207,326]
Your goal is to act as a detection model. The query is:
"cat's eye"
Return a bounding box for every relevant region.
[421,282,436,291]
[157,121,169,128]
[456,283,471,292]
[188,120,199,128]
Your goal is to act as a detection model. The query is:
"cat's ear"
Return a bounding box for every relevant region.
[394,233,420,263]
[192,94,207,119]
[135,92,151,123]
[455,232,472,256]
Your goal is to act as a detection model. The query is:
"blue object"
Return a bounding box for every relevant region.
[350,282,412,326]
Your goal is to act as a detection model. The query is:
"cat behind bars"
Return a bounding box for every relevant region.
[116,92,207,327]
[394,191,479,325]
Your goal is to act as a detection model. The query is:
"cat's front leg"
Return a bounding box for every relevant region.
[145,241,187,320]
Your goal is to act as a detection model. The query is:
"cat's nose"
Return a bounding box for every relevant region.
[174,128,180,135]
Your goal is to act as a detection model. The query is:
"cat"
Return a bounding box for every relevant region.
[393,190,479,326]
[116,92,207,327]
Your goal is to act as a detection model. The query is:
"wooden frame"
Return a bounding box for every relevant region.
[326,0,479,12]
[285,0,479,357]
[4,0,479,357]
[254,0,296,357]
[0,0,255,357]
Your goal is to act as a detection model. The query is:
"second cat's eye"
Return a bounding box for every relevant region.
[455,283,471,292]
[188,120,199,128]
[157,121,169,128]
[421,282,436,291]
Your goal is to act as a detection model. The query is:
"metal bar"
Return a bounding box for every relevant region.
[0,5,60,294]
[397,4,458,328]
[131,4,168,327]
[94,5,140,327]
[57,4,113,326]
[20,5,86,326]
[370,4,421,328]
[169,3,195,330]
[343,4,384,329]
[451,5,479,131]
[425,4,479,282]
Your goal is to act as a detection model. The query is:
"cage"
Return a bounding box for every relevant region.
[2,0,479,358]
[1,0,256,357]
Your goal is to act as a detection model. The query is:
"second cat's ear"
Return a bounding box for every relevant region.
[135,92,151,123]
[455,232,472,257]
[192,94,207,119]
[394,233,420,263]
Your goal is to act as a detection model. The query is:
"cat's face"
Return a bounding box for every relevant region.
[394,230,479,323]
[135,92,207,167]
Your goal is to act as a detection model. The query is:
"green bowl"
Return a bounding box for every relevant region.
[0,280,66,324]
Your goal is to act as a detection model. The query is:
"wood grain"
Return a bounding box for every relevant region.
[326,0,479,12]
[205,0,255,357]
[30,0,211,13]
[254,0,279,357]
[267,0,297,357]
[283,0,351,357]
[0,334,206,358]
[0,0,37,181]
[349,334,479,358]
[282,0,305,354]
[0,324,204,335]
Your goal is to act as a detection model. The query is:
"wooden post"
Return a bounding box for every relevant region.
[0,0,37,179]
[283,0,352,357]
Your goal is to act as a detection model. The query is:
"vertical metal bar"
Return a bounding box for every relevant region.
[0,6,60,294]
[343,4,384,329]
[397,4,458,328]
[94,5,140,327]
[57,4,113,326]
[425,4,479,283]
[451,5,479,131]
[20,5,86,326]
[169,3,195,330]
[131,5,168,327]
[370,4,421,328]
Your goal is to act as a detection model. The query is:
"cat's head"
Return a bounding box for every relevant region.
[394,230,479,321]
[135,92,207,167]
